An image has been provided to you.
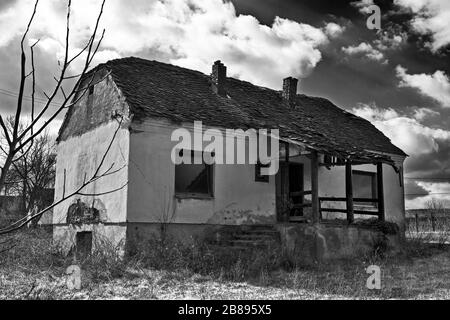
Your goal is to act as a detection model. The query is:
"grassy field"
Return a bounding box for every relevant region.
[1,228,450,300]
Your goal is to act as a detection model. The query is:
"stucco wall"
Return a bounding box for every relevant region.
[126,119,405,228]
[127,119,277,225]
[383,164,405,230]
[53,121,130,225]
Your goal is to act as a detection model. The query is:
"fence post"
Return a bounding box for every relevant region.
[415,212,419,233]
[310,150,320,224]
[376,162,385,221]
[345,160,354,224]
[431,211,436,231]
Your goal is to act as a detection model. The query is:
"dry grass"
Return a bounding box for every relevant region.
[1,228,450,300]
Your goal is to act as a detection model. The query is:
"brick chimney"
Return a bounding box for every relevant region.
[282,77,298,105]
[211,60,227,96]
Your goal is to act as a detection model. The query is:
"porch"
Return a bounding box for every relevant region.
[275,141,393,225]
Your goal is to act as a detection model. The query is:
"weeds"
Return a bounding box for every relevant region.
[1,228,450,299]
[127,235,290,281]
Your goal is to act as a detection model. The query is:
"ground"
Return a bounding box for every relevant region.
[1,228,450,300]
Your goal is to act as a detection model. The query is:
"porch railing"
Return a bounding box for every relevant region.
[319,197,382,220]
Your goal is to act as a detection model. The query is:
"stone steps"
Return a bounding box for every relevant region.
[208,225,280,251]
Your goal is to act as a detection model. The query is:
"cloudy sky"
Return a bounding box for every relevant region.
[0,0,449,209]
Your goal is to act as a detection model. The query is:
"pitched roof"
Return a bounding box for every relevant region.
[78,57,407,162]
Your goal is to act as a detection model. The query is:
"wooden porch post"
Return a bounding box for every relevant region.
[345,160,354,224]
[310,150,320,223]
[377,162,385,221]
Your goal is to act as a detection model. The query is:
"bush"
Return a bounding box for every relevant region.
[0,227,68,271]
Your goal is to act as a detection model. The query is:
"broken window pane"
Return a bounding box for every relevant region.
[175,150,213,196]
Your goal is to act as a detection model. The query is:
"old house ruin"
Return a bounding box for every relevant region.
[53,57,407,260]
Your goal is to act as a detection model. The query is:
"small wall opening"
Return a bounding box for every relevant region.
[76,231,92,259]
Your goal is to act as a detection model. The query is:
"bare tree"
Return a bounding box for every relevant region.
[0,0,106,196]
[0,0,129,236]
[425,198,444,232]
[4,125,56,226]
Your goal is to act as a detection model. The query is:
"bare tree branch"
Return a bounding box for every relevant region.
[0,117,127,235]
[0,0,107,194]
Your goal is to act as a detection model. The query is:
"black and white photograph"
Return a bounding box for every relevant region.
[0,0,450,304]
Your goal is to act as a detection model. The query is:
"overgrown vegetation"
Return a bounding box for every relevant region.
[127,234,293,282]
[406,200,450,249]
[1,227,450,299]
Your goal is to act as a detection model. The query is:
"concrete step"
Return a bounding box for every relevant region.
[234,234,277,241]
[206,225,280,251]
[231,239,277,248]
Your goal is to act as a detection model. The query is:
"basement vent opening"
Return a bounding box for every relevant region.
[76,231,92,259]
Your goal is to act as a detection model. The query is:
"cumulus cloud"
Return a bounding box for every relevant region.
[396,65,450,108]
[352,103,450,156]
[324,22,345,38]
[351,0,376,14]
[374,30,406,51]
[0,0,343,89]
[394,0,450,51]
[342,42,387,63]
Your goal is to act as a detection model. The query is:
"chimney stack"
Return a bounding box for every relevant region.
[282,77,298,105]
[211,60,227,96]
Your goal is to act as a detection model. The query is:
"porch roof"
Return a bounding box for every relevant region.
[83,57,407,163]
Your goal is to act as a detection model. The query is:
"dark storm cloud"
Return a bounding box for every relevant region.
[404,179,430,199]
[0,35,63,116]
[405,141,450,178]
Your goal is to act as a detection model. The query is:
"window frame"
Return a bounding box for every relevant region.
[174,149,214,199]
[352,170,378,208]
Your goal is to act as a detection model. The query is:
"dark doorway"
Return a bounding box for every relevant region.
[276,162,304,222]
[289,163,304,218]
[76,231,92,260]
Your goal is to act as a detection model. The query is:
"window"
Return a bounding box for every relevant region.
[255,162,270,182]
[352,170,377,199]
[175,150,213,197]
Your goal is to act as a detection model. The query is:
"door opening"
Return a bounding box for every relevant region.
[276,162,305,222]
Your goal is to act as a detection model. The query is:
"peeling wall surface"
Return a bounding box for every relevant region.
[53,121,129,225]
[58,71,129,142]
[127,119,277,226]
[54,224,127,256]
[53,120,130,252]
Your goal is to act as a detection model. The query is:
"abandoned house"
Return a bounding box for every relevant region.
[53,57,407,261]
